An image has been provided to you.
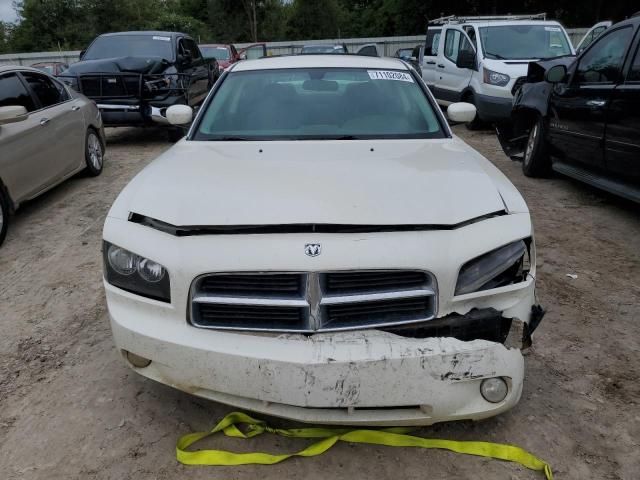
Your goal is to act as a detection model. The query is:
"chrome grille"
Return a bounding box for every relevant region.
[189,271,437,333]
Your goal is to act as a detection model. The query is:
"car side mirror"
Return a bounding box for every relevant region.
[456,50,476,70]
[239,53,247,61]
[545,64,567,84]
[0,105,28,126]
[166,105,193,126]
[447,102,477,123]
[79,49,86,60]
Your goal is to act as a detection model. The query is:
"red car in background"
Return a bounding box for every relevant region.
[199,43,266,72]
[31,61,69,76]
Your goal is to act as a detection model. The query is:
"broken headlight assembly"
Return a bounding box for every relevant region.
[103,241,170,302]
[455,239,530,296]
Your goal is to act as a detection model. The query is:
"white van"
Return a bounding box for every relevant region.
[412,14,575,127]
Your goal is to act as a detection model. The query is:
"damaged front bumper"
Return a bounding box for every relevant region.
[109,284,540,426]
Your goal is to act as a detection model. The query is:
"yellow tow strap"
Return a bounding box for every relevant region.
[177,411,553,479]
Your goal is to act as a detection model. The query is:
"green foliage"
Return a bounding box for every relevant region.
[1,0,636,53]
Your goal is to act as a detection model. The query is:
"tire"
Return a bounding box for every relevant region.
[84,129,104,177]
[463,93,484,130]
[0,188,9,247]
[522,116,551,177]
[167,127,185,143]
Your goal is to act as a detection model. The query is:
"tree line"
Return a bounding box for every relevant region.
[0,0,635,54]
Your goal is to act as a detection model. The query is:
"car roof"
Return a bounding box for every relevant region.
[98,31,187,38]
[232,54,408,72]
[199,44,231,48]
[0,65,54,75]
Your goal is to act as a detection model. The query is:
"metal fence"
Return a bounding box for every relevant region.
[0,29,588,67]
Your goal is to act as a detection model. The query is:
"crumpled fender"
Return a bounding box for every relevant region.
[496,55,576,159]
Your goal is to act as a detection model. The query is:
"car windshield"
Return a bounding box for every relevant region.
[479,25,572,60]
[194,67,444,140]
[201,46,230,60]
[83,35,174,61]
[301,45,345,54]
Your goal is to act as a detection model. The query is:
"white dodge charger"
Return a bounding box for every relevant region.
[103,54,544,426]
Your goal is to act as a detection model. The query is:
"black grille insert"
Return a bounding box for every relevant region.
[324,296,432,328]
[198,273,304,297]
[324,271,429,294]
[195,303,307,331]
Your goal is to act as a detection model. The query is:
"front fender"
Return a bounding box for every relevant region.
[496,82,551,159]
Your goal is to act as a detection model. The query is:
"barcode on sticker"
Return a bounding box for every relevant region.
[368,70,413,82]
[153,36,171,41]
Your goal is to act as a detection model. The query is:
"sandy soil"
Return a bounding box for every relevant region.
[0,126,638,479]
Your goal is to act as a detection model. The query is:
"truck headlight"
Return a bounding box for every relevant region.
[455,239,529,296]
[103,241,170,302]
[483,67,510,86]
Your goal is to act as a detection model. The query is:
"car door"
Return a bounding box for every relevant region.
[433,27,475,104]
[0,72,48,203]
[179,38,210,106]
[548,25,634,171]
[421,27,442,90]
[605,31,640,181]
[19,71,85,195]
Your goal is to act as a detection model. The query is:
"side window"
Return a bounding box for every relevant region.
[576,27,633,84]
[425,30,440,56]
[444,29,462,63]
[628,43,640,83]
[463,26,477,48]
[0,73,36,112]
[184,39,202,61]
[20,72,64,108]
[411,45,421,58]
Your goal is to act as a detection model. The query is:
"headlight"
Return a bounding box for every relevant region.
[483,67,510,86]
[455,239,530,296]
[103,241,170,302]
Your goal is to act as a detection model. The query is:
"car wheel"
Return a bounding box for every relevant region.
[463,93,484,131]
[85,129,104,177]
[522,116,551,177]
[0,187,9,247]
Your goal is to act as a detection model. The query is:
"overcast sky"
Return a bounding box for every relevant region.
[0,0,18,23]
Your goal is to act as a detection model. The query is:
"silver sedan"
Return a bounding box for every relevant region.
[0,65,106,246]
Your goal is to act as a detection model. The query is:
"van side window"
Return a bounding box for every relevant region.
[425,30,441,56]
[444,30,462,63]
[576,27,633,84]
[0,73,36,112]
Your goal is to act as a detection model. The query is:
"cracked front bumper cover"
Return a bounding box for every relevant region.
[108,284,531,425]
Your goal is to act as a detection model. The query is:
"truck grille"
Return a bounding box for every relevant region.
[190,271,437,333]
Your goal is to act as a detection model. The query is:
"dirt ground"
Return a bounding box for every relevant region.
[0,126,638,479]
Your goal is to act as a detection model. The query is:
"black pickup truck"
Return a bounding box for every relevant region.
[497,15,640,203]
[61,31,219,140]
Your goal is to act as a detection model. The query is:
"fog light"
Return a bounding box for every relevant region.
[125,351,152,368]
[480,377,508,403]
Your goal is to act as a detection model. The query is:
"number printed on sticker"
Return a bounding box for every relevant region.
[368,70,414,82]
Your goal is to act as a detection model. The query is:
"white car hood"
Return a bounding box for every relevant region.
[110,138,523,227]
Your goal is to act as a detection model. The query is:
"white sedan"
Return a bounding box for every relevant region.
[103,54,543,426]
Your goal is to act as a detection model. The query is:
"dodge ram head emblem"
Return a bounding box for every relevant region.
[304,243,321,257]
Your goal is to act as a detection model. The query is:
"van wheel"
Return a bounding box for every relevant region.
[85,129,104,177]
[0,188,9,247]
[463,93,484,130]
[522,116,551,177]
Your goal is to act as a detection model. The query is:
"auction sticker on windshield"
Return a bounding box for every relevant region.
[153,36,171,41]
[368,70,413,82]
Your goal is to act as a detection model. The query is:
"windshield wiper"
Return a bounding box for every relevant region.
[484,51,508,60]
[212,136,250,141]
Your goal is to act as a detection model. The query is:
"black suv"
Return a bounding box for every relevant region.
[62,31,219,140]
[497,15,640,203]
